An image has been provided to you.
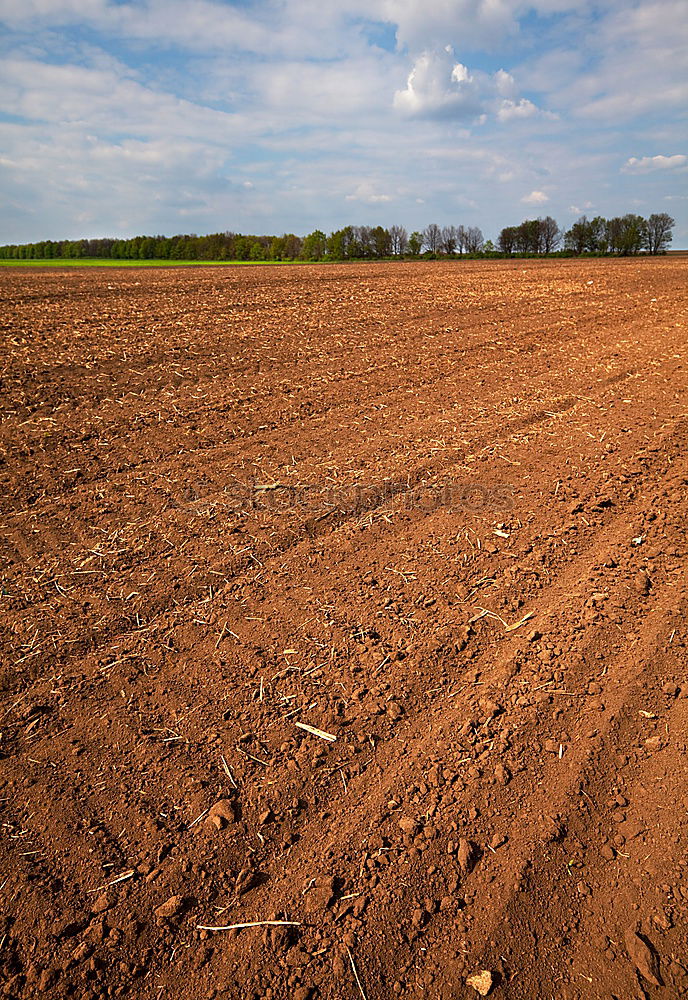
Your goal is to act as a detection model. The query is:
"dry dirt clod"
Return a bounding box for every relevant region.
[205,799,236,830]
[293,989,313,1000]
[458,838,477,874]
[304,877,336,913]
[154,895,190,919]
[398,816,420,837]
[494,764,510,786]
[91,893,111,914]
[624,925,662,986]
[466,969,494,995]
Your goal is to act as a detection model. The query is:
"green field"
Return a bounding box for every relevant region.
[0,258,296,268]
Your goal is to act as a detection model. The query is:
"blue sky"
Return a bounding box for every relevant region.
[0,0,686,245]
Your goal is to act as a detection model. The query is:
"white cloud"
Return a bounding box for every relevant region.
[378,0,548,53]
[0,0,589,57]
[568,1,688,120]
[346,181,392,203]
[393,50,484,119]
[394,49,547,124]
[0,57,247,144]
[257,54,393,120]
[497,98,539,121]
[623,154,687,173]
[521,190,549,204]
[495,69,516,97]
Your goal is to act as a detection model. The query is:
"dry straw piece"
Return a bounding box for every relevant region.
[294,721,337,742]
[197,920,302,931]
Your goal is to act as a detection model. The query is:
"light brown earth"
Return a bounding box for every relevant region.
[1,258,687,1000]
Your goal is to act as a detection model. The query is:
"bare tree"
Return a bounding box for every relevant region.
[441,225,458,254]
[645,213,675,254]
[455,225,467,255]
[423,223,442,253]
[389,224,408,256]
[464,226,484,253]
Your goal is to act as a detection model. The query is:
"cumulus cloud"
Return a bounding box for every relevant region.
[393,50,485,119]
[394,48,547,123]
[521,190,549,204]
[623,154,687,173]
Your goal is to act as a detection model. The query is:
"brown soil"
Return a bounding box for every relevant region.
[1,258,687,1000]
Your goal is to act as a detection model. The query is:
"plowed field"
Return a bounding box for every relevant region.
[1,258,687,1000]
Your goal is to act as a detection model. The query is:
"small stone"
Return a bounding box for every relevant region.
[494,764,510,786]
[303,877,335,913]
[479,699,502,719]
[457,839,476,874]
[467,970,494,996]
[293,988,313,1000]
[645,735,666,751]
[624,925,661,986]
[652,910,673,932]
[205,799,236,830]
[92,894,111,915]
[154,895,189,919]
[386,702,403,721]
[398,816,419,837]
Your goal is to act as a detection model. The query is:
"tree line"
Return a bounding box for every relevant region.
[0,213,674,261]
[499,213,674,256]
